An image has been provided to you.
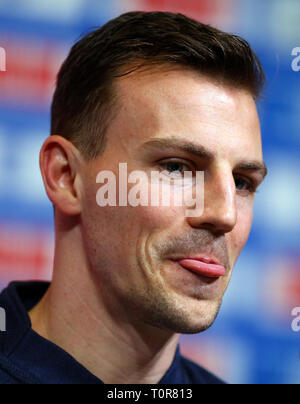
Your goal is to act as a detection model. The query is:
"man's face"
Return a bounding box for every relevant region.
[80,67,265,334]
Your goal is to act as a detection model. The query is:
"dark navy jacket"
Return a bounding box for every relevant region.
[0,282,225,384]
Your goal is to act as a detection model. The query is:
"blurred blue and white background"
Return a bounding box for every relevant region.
[0,0,299,384]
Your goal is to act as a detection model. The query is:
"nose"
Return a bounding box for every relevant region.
[187,165,237,234]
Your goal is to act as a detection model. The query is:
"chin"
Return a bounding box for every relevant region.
[172,311,220,334]
[142,298,222,335]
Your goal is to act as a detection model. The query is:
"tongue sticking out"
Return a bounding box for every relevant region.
[178,259,226,278]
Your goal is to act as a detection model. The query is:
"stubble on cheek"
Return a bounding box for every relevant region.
[82,169,230,334]
[124,233,224,334]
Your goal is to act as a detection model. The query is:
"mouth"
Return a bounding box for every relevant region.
[171,256,226,279]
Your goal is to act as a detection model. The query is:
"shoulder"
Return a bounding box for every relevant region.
[181,355,227,384]
[0,353,25,384]
[0,368,17,384]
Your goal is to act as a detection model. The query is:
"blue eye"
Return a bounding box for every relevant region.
[159,161,191,177]
[235,177,256,193]
[164,162,186,173]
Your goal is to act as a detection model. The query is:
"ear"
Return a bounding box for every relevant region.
[40,135,82,216]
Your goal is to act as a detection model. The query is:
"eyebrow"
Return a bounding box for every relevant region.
[141,137,268,179]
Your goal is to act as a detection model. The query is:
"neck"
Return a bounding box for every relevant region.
[29,222,179,384]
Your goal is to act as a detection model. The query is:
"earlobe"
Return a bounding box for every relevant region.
[40,135,82,216]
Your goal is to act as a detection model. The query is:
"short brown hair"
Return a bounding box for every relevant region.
[51,11,265,159]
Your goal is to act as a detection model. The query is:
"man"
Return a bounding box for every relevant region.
[0,11,267,384]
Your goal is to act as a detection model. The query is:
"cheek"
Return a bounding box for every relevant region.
[115,175,186,232]
[135,204,181,228]
[230,203,254,257]
[83,169,179,246]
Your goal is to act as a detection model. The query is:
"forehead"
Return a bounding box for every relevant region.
[107,67,263,161]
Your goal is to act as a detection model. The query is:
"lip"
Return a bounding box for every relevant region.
[173,257,226,278]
